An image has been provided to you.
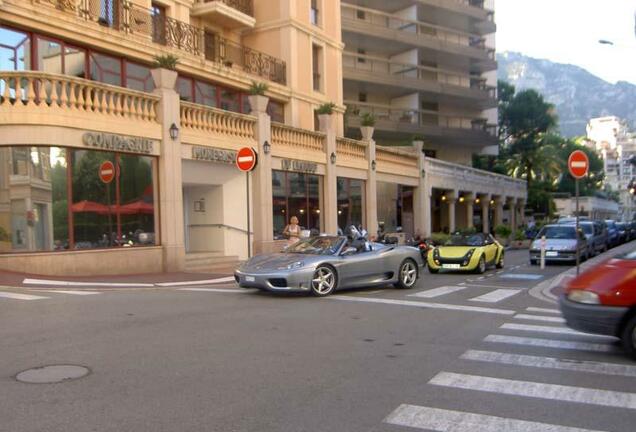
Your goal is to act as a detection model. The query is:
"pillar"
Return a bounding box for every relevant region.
[319,114,338,235]
[481,194,491,234]
[493,196,503,228]
[464,193,475,229]
[249,95,273,254]
[507,197,517,232]
[413,141,431,237]
[153,68,185,272]
[517,199,526,227]
[365,137,378,236]
[447,191,457,233]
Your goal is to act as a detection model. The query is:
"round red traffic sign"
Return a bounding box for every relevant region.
[568,150,589,179]
[99,160,116,184]
[236,147,257,172]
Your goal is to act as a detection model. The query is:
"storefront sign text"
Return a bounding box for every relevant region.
[192,146,237,164]
[280,159,318,173]
[82,132,154,154]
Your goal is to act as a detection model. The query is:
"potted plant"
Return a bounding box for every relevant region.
[151,54,178,90]
[316,102,336,115]
[512,227,530,249]
[248,81,269,113]
[494,224,512,247]
[430,232,450,246]
[360,112,375,140]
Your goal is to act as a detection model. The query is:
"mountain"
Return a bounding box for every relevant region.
[497,51,636,137]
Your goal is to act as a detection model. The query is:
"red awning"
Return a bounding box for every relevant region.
[117,200,154,215]
[71,200,109,214]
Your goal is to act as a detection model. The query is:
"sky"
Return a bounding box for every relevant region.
[496,0,636,85]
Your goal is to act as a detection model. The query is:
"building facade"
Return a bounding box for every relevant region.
[0,0,525,276]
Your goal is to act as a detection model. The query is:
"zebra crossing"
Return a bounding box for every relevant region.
[0,289,102,301]
[382,306,635,432]
[407,282,526,306]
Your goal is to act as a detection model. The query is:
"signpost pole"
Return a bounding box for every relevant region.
[575,178,580,276]
[246,171,251,259]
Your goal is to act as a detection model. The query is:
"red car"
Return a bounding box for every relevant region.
[560,249,636,359]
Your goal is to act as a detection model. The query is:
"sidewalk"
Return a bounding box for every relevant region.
[0,269,236,289]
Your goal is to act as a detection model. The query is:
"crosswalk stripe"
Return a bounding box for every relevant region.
[31,290,101,296]
[469,289,520,303]
[330,296,515,315]
[408,285,467,298]
[384,404,607,432]
[499,323,617,341]
[429,372,636,410]
[483,335,618,353]
[178,288,249,293]
[526,307,561,314]
[0,292,48,300]
[461,349,636,377]
[514,314,566,323]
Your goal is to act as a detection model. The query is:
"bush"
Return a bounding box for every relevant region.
[248,81,268,96]
[316,102,336,115]
[153,54,178,70]
[494,224,512,238]
[455,227,477,235]
[430,232,450,246]
[360,112,376,127]
[514,228,526,241]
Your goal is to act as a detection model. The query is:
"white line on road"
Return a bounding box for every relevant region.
[155,277,237,287]
[461,349,636,377]
[500,323,617,341]
[29,290,101,296]
[23,278,153,287]
[408,285,467,298]
[526,307,561,314]
[514,314,566,323]
[429,372,636,409]
[331,296,515,315]
[483,335,617,353]
[177,288,249,293]
[0,291,48,300]
[384,404,607,432]
[469,289,520,303]
[465,283,530,290]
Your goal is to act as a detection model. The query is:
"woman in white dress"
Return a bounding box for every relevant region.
[283,216,301,246]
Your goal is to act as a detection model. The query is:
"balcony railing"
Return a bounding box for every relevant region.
[198,0,254,17]
[36,0,286,85]
[345,102,496,136]
[341,3,494,56]
[343,52,496,99]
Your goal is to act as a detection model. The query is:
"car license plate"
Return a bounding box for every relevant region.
[546,251,558,257]
[245,276,255,282]
[442,264,461,269]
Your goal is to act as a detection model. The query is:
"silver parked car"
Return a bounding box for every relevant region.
[529,224,588,265]
[234,228,424,296]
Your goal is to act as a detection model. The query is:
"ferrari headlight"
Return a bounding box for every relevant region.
[568,290,600,305]
[279,261,304,270]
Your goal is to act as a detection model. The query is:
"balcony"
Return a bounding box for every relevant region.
[345,101,497,147]
[341,3,496,71]
[343,52,496,107]
[191,0,255,30]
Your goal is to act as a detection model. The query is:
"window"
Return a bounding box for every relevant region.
[0,26,31,71]
[219,88,241,112]
[356,10,366,20]
[90,52,122,86]
[376,182,414,237]
[310,0,320,26]
[312,44,323,92]
[177,77,195,102]
[99,0,121,29]
[267,100,285,123]
[272,171,322,238]
[125,61,154,93]
[357,48,366,64]
[151,3,167,45]
[358,93,367,103]
[337,178,365,232]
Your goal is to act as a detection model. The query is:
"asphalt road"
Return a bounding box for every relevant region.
[1,247,635,432]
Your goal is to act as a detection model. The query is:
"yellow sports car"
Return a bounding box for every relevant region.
[427,232,504,274]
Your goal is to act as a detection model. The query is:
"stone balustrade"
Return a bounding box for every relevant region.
[180,101,257,141]
[271,122,326,154]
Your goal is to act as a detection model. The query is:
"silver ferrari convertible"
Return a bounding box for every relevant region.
[234,229,424,297]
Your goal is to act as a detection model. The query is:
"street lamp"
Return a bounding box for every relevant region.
[263,140,271,154]
[169,123,179,140]
[330,152,337,164]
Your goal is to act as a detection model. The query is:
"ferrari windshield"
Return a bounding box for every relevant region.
[445,233,486,247]
[286,236,344,255]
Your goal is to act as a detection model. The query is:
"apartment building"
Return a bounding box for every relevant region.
[0,0,525,276]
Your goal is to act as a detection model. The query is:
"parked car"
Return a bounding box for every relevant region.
[579,221,606,256]
[427,233,504,274]
[605,219,620,248]
[616,222,630,244]
[529,224,588,265]
[557,216,590,225]
[235,227,424,296]
[560,248,636,359]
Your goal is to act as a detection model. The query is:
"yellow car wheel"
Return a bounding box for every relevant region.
[476,256,486,274]
[496,252,504,269]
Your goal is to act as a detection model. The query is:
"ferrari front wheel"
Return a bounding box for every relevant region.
[395,259,418,289]
[311,266,337,297]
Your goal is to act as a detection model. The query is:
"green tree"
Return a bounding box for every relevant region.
[554,137,604,196]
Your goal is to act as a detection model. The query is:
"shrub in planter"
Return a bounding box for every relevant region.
[249,81,268,96]
[316,102,336,115]
[494,224,512,239]
[430,232,450,246]
[360,112,376,127]
[153,54,178,70]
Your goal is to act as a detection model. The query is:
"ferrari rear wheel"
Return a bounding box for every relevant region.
[496,252,504,269]
[311,266,337,297]
[476,256,486,274]
[395,259,418,289]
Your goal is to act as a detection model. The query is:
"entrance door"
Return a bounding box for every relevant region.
[183,187,190,253]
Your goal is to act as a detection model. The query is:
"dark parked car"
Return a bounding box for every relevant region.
[616,222,630,244]
[579,221,607,256]
[605,220,620,248]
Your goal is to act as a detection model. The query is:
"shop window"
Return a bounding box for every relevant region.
[125,61,154,92]
[0,26,31,71]
[272,171,322,239]
[90,52,122,86]
[337,178,364,233]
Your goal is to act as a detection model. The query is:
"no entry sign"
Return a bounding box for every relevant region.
[99,160,116,184]
[236,147,257,172]
[568,150,589,179]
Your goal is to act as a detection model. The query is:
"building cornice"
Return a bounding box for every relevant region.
[250,18,345,51]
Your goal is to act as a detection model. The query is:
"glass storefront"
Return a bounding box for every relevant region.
[272,171,322,239]
[337,177,364,232]
[376,182,414,237]
[0,146,157,253]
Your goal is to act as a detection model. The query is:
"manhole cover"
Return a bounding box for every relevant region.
[15,365,90,384]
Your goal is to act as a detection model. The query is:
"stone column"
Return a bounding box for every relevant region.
[481,194,491,234]
[152,68,185,272]
[507,197,517,232]
[412,141,431,237]
[517,199,526,227]
[447,191,457,233]
[493,196,504,228]
[249,95,273,254]
[319,114,338,235]
[464,193,475,229]
[365,137,378,237]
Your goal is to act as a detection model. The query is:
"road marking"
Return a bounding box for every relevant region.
[178,288,249,293]
[500,323,617,341]
[23,278,153,287]
[483,335,617,353]
[461,349,636,377]
[499,273,543,280]
[30,290,101,296]
[469,289,520,303]
[155,277,237,287]
[331,296,515,315]
[0,291,48,300]
[514,314,566,323]
[408,285,467,298]
[384,404,607,432]
[429,372,636,409]
[465,283,530,290]
[526,307,561,314]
